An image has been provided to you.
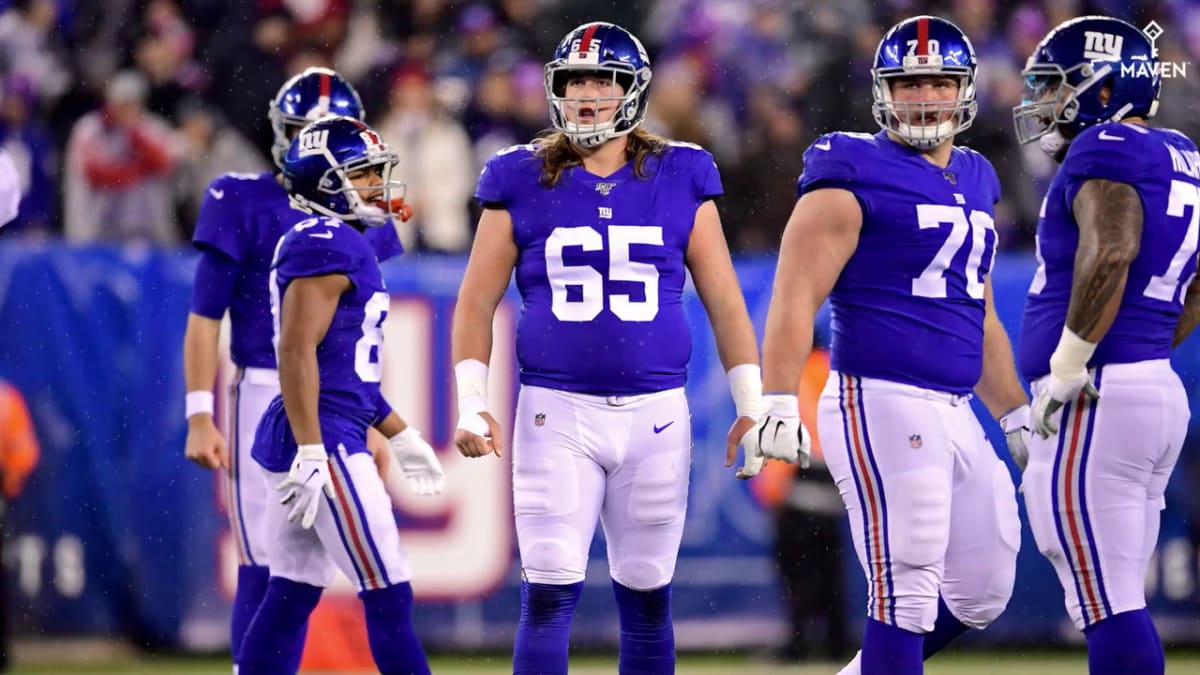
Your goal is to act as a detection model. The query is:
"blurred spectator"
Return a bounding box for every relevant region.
[0,75,56,236]
[203,9,291,159]
[133,0,207,122]
[511,58,549,140]
[376,62,475,252]
[0,0,71,105]
[172,100,268,230]
[0,379,40,672]
[463,57,524,168]
[258,0,351,58]
[644,56,741,164]
[63,71,179,244]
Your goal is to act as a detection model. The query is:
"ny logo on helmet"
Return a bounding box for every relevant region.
[297,129,329,157]
[1083,31,1123,62]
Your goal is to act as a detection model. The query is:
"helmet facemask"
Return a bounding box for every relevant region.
[872,64,977,150]
[290,151,408,227]
[544,63,651,148]
[1012,61,1119,150]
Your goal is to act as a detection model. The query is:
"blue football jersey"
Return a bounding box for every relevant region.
[191,171,403,369]
[1019,123,1200,380]
[798,131,1001,394]
[475,141,722,395]
[251,216,390,472]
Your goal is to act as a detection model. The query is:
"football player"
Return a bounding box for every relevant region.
[451,21,764,675]
[237,116,442,675]
[745,16,1031,675]
[180,68,422,671]
[1014,16,1199,675]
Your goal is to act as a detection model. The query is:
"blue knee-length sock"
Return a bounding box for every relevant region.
[360,582,430,675]
[237,577,322,675]
[862,618,924,675]
[513,581,583,675]
[231,565,269,667]
[1084,609,1163,675]
[612,580,674,675]
[922,596,969,659]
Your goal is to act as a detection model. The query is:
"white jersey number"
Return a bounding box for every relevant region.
[354,292,389,382]
[1144,180,1200,304]
[911,204,996,299]
[544,225,663,322]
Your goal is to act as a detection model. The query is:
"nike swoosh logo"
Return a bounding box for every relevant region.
[814,140,832,151]
[309,231,334,239]
[653,421,674,434]
[1097,130,1124,141]
[208,188,225,199]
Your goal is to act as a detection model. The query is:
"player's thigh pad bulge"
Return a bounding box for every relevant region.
[991,460,1022,554]
[629,452,688,527]
[513,450,580,518]
[890,467,952,568]
[520,522,586,581]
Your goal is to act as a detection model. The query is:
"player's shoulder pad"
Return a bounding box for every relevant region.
[276,216,365,277]
[952,143,1001,198]
[1064,122,1154,182]
[798,132,871,194]
[485,143,539,173]
[205,171,272,205]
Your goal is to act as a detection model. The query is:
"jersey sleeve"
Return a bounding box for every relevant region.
[365,221,405,262]
[275,221,362,280]
[693,148,723,201]
[475,148,514,208]
[192,175,247,262]
[1061,124,1150,206]
[797,134,860,197]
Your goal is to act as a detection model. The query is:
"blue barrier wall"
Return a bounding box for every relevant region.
[0,242,1196,650]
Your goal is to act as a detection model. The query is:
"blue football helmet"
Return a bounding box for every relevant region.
[544,22,652,148]
[269,68,365,168]
[281,116,406,227]
[872,16,979,149]
[1013,16,1160,151]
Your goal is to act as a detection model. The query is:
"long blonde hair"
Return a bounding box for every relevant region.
[533,127,668,188]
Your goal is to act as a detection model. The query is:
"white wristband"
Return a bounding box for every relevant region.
[186,391,214,420]
[295,443,328,461]
[454,359,489,410]
[1048,328,1097,376]
[727,363,763,419]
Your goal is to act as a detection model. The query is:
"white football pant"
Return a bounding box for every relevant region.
[819,372,1020,634]
[512,385,691,591]
[1024,360,1188,631]
[225,367,278,567]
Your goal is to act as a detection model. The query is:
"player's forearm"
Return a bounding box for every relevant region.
[761,296,816,394]
[975,316,1028,418]
[182,313,221,401]
[1067,179,1142,342]
[278,344,323,445]
[450,298,497,365]
[374,411,408,438]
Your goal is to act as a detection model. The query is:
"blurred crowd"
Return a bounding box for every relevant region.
[0,0,1197,252]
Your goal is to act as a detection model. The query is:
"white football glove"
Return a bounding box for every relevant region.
[277,443,333,529]
[999,404,1032,472]
[389,427,445,496]
[739,394,812,476]
[1032,370,1099,439]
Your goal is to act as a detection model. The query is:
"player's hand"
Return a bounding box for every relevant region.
[999,404,1032,472]
[1032,370,1099,439]
[277,443,333,529]
[389,427,445,496]
[455,410,503,458]
[738,394,812,477]
[726,415,763,479]
[185,414,228,470]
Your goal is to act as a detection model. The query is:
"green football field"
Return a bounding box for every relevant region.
[10,650,1200,674]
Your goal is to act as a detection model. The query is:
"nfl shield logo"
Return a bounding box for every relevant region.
[534,413,546,427]
[909,434,923,449]
[942,172,957,185]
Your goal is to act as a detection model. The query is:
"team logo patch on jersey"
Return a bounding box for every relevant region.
[909,434,923,449]
[534,413,546,427]
[595,182,616,195]
[598,206,612,219]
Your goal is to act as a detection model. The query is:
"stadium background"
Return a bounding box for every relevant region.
[0,0,1198,672]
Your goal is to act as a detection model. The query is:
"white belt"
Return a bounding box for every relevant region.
[240,367,280,387]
